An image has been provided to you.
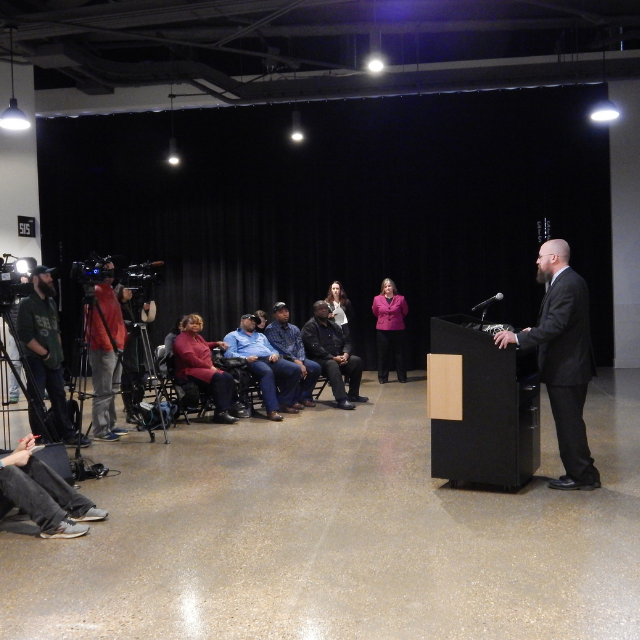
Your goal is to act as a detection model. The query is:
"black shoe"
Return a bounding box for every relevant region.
[126,412,142,424]
[63,434,91,448]
[347,395,369,403]
[230,404,250,419]
[378,378,387,384]
[337,399,355,410]
[213,411,239,425]
[398,379,407,384]
[548,477,601,491]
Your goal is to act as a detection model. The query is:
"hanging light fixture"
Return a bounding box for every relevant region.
[367,31,385,73]
[167,88,180,165]
[291,109,304,142]
[590,47,619,123]
[0,27,30,131]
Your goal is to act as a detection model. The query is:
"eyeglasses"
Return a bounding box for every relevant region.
[537,253,556,259]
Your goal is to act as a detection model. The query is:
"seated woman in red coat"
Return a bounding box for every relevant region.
[172,314,247,424]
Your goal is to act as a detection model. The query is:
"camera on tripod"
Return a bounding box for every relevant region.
[70,253,116,285]
[0,255,36,306]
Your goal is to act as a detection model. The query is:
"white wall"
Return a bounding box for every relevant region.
[0,62,41,264]
[610,79,640,368]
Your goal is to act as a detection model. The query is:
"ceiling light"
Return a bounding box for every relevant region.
[590,99,620,122]
[291,110,304,142]
[168,137,180,165]
[0,28,30,131]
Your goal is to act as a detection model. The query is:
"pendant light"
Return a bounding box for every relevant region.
[0,27,30,131]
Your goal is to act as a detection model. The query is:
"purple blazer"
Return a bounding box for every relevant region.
[372,294,409,331]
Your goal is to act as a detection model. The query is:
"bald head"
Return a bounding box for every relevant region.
[542,239,570,264]
[536,238,571,283]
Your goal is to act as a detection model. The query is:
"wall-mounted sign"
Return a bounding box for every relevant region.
[18,216,36,238]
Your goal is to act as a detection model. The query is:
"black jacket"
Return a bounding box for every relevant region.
[301,316,351,360]
[517,267,596,385]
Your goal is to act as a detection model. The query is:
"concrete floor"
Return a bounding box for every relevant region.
[1,368,640,640]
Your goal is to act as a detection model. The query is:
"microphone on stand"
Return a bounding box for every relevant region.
[472,292,504,313]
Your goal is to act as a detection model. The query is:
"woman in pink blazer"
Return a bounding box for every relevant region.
[372,278,409,384]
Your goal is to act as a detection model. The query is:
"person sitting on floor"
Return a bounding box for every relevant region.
[301,301,368,410]
[173,314,248,424]
[224,314,301,422]
[0,434,108,539]
[264,302,321,408]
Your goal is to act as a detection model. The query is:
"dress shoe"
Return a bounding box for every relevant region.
[347,395,369,403]
[302,400,316,408]
[378,378,387,384]
[267,411,284,421]
[398,379,407,384]
[291,402,305,410]
[337,399,355,410]
[548,477,601,491]
[279,405,300,414]
[213,411,239,425]
[230,404,250,419]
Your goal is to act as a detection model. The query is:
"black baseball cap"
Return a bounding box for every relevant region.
[273,302,289,313]
[32,265,57,276]
[241,314,259,323]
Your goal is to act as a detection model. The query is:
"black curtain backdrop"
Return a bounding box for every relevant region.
[36,84,613,371]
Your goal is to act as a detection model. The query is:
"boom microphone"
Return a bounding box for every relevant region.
[472,292,504,313]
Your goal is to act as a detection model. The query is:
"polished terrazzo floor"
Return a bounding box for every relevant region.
[1,368,640,640]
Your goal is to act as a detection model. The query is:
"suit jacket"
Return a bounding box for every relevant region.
[517,267,595,385]
[372,294,409,331]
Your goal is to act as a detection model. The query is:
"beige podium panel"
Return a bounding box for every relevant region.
[427,353,463,421]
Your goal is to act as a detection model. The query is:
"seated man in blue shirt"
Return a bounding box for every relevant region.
[224,314,301,422]
[264,302,322,408]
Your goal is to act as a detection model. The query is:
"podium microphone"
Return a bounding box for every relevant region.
[472,292,504,313]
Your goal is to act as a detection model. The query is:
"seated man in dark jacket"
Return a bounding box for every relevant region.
[301,301,368,410]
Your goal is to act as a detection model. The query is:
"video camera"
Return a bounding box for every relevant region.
[70,252,116,285]
[0,255,36,306]
[120,261,164,289]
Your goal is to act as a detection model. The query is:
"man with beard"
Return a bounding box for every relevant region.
[494,239,600,491]
[16,266,90,446]
[224,314,301,421]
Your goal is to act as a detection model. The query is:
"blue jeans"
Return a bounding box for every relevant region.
[25,357,74,442]
[247,358,301,412]
[0,456,94,534]
[296,359,322,402]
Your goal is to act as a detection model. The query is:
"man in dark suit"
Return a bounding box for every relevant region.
[494,239,600,491]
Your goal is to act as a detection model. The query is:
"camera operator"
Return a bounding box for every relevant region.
[115,284,151,424]
[16,266,90,447]
[86,262,128,443]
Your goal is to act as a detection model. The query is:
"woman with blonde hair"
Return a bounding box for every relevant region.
[372,278,409,384]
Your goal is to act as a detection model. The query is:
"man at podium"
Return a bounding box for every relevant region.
[494,239,600,491]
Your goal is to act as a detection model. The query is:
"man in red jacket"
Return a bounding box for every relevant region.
[86,262,128,442]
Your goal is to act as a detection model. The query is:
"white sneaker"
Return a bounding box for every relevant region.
[40,517,90,539]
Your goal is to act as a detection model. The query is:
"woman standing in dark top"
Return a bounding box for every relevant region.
[325,281,354,341]
[372,278,409,384]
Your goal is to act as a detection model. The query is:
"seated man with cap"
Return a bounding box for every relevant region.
[264,302,322,408]
[301,301,368,410]
[223,314,301,421]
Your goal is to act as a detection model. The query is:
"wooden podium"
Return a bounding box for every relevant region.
[428,314,540,489]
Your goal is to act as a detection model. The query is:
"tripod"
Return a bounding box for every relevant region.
[69,284,172,444]
[0,308,59,447]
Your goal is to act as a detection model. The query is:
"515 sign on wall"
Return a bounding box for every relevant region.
[18,216,36,238]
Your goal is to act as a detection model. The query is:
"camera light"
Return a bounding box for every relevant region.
[15,258,36,274]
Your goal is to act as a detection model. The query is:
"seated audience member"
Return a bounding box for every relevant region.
[173,314,247,424]
[163,316,185,360]
[301,301,368,410]
[224,314,301,421]
[255,310,268,333]
[0,434,108,539]
[264,302,321,408]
